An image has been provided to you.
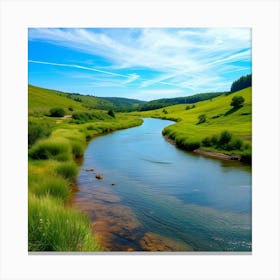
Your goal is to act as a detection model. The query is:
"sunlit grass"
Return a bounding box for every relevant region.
[28,194,101,251]
[135,87,252,161]
[28,103,143,251]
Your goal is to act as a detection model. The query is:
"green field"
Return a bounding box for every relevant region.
[28,85,143,251]
[134,87,252,162]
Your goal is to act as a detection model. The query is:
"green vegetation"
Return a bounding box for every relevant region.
[230,74,252,93]
[28,194,100,251]
[231,96,245,109]
[107,109,115,118]
[28,85,143,251]
[28,121,52,147]
[49,107,65,117]
[197,114,207,124]
[135,87,252,163]
[28,78,252,251]
[138,92,225,111]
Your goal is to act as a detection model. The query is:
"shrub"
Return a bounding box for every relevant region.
[176,139,200,151]
[230,96,245,109]
[72,112,109,122]
[55,162,78,183]
[185,105,190,110]
[218,130,232,149]
[108,109,115,118]
[28,194,101,251]
[197,114,207,124]
[68,106,74,111]
[201,137,212,147]
[29,138,71,161]
[227,138,243,150]
[49,108,65,117]
[210,135,219,146]
[28,121,51,147]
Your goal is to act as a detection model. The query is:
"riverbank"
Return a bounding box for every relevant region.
[133,87,252,165]
[163,134,241,161]
[74,117,252,251]
[28,115,143,251]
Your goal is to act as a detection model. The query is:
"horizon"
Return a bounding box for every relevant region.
[28,28,251,101]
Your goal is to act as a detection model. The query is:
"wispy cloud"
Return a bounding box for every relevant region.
[28,28,251,97]
[28,60,128,77]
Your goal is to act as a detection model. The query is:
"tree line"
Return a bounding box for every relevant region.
[230,74,252,93]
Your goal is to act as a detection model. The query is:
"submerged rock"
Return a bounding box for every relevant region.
[84,168,94,172]
[95,174,103,180]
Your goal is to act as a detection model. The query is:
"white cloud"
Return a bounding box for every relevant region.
[29,28,251,94]
[122,73,139,84]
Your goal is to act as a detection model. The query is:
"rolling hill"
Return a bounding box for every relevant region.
[28,85,145,113]
[136,87,252,162]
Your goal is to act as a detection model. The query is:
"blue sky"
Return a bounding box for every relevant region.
[28,28,251,101]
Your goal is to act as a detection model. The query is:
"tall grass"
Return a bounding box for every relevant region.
[29,170,71,202]
[29,138,71,161]
[28,194,101,251]
[28,112,143,251]
[55,162,78,183]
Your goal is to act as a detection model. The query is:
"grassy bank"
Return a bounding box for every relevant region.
[134,87,252,163]
[28,86,143,251]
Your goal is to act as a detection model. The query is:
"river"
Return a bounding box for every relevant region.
[73,118,252,252]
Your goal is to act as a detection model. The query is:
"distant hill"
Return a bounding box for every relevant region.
[29,84,226,113]
[28,85,146,113]
[138,92,226,111]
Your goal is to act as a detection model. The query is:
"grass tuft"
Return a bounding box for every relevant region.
[29,138,71,161]
[55,161,78,183]
[28,194,101,251]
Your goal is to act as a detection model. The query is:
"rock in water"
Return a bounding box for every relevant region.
[95,174,103,180]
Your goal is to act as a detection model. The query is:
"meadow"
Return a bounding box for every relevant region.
[134,87,252,163]
[28,85,142,251]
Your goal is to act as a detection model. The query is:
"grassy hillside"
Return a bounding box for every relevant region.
[29,84,145,113]
[28,85,87,115]
[138,91,226,111]
[135,87,252,162]
[28,85,143,251]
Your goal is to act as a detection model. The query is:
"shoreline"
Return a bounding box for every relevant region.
[193,149,240,161]
[163,135,241,162]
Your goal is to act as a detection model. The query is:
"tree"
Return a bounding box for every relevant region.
[218,130,232,148]
[49,107,65,117]
[230,96,245,109]
[197,114,207,124]
[230,74,252,93]
[107,109,115,118]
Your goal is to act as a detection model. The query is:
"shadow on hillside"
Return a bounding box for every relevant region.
[224,106,243,116]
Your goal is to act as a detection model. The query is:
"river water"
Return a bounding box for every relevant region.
[73,118,252,252]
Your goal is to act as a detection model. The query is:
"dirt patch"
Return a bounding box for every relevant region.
[193,149,241,161]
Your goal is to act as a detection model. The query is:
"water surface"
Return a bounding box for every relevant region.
[74,118,251,251]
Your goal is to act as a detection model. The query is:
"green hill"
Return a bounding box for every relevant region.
[28,85,87,114]
[138,91,226,111]
[28,85,146,113]
[136,87,252,162]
